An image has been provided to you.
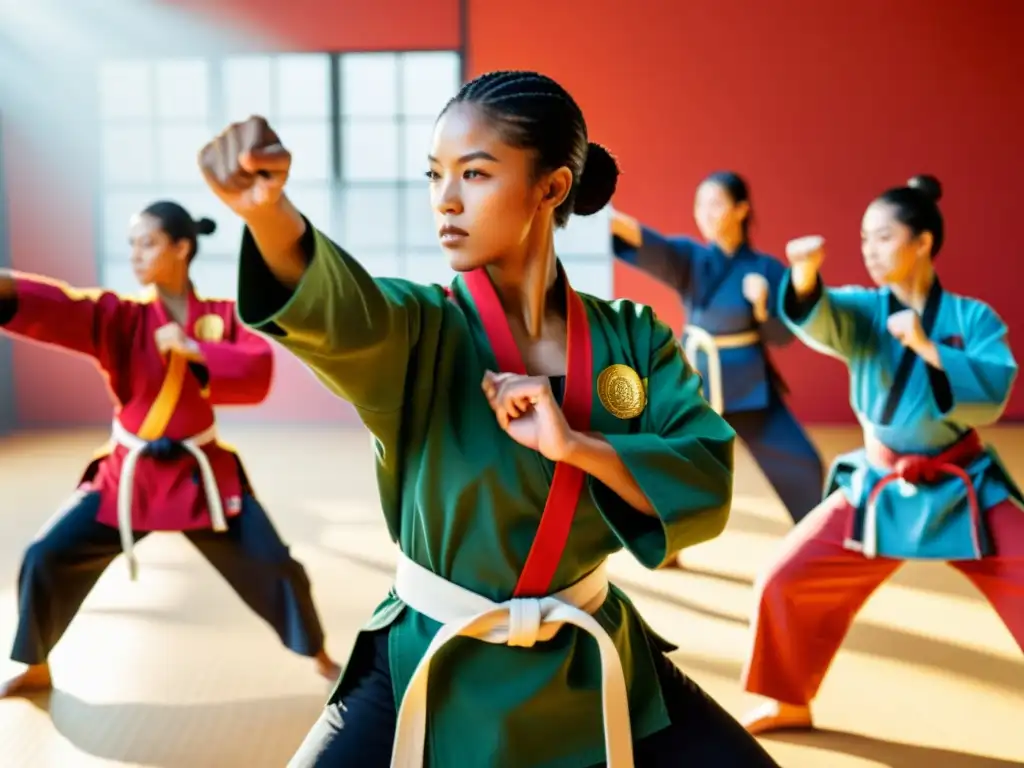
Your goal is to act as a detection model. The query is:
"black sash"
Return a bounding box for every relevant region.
[879,279,943,426]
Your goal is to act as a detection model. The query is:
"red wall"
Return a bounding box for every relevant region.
[469,0,1023,423]
[6,0,1022,426]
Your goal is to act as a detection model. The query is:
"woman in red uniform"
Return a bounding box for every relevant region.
[0,200,339,697]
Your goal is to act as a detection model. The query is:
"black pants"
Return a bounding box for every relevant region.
[289,629,780,767]
[725,391,824,525]
[10,490,326,665]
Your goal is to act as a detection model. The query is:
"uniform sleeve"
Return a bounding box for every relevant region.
[931,301,1018,427]
[779,270,877,362]
[194,313,274,406]
[757,256,795,347]
[612,225,696,295]
[235,218,422,414]
[590,315,736,568]
[0,271,130,365]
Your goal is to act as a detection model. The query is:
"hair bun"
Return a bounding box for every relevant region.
[573,142,620,217]
[907,174,942,203]
[193,217,217,236]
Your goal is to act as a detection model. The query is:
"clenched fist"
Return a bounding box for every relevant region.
[785,235,825,295]
[198,116,292,217]
[741,273,769,322]
[481,370,575,461]
[154,323,203,361]
[886,308,927,351]
[785,235,825,268]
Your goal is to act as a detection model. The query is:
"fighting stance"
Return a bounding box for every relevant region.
[741,175,1023,734]
[0,201,339,698]
[201,72,780,766]
[611,173,823,531]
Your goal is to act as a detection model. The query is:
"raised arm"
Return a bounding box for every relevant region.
[927,300,1018,427]
[199,116,423,414]
[778,236,877,362]
[0,270,130,367]
[610,209,696,294]
[588,308,736,569]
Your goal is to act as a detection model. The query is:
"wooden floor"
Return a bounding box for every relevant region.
[1,424,1022,767]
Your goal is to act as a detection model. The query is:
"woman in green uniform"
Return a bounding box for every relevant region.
[198,70,778,768]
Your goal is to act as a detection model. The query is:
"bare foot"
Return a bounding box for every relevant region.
[658,554,684,571]
[742,700,813,735]
[0,663,52,698]
[314,650,341,682]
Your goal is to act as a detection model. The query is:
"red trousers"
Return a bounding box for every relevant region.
[742,491,1024,706]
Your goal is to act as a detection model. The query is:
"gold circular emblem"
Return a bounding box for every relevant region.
[193,314,225,342]
[597,364,646,419]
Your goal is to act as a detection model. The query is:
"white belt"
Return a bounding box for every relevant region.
[390,553,633,767]
[111,419,225,580]
[682,326,761,414]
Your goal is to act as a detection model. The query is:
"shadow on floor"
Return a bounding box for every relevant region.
[621,573,1024,697]
[763,728,1024,768]
[27,690,324,767]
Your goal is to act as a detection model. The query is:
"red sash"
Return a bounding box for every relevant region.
[461,267,593,598]
[863,429,984,555]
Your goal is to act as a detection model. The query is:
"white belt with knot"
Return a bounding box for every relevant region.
[111,419,226,581]
[389,552,633,768]
[682,325,761,415]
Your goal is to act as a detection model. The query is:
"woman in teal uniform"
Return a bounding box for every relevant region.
[198,71,780,766]
[741,175,1023,735]
[611,174,824,529]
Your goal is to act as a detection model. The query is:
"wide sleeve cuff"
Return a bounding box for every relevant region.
[589,433,732,569]
[236,216,318,336]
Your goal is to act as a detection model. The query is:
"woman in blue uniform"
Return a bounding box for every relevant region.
[741,175,1023,735]
[611,173,824,540]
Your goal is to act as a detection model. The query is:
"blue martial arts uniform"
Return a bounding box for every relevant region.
[613,225,824,523]
[780,272,1022,559]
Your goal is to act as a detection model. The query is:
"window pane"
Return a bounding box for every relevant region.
[401,52,460,118]
[102,126,155,184]
[103,191,155,254]
[276,54,330,119]
[402,183,435,249]
[554,207,612,256]
[402,249,455,287]
[341,53,398,117]
[99,60,152,119]
[560,257,612,299]
[278,121,330,182]
[156,59,209,120]
[100,259,142,296]
[156,123,212,184]
[189,259,239,301]
[222,56,272,123]
[402,118,435,181]
[287,184,333,238]
[342,120,399,182]
[358,251,402,279]
[340,187,399,250]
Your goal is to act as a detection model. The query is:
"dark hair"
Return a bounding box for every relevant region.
[141,200,216,261]
[702,170,753,243]
[443,70,620,228]
[875,174,944,257]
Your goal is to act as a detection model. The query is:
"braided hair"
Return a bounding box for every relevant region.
[142,200,216,262]
[443,71,620,228]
